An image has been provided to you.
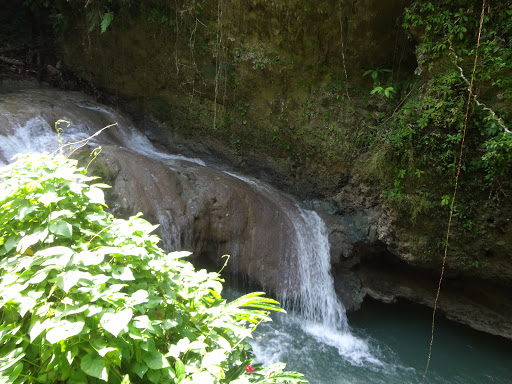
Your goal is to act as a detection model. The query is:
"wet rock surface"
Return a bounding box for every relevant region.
[1,83,511,340]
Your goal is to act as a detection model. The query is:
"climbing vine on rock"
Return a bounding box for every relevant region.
[379,1,512,208]
[396,0,512,194]
[363,0,512,268]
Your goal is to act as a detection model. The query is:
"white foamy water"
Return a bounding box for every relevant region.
[0,117,90,164]
[124,131,205,166]
[223,171,260,187]
[254,205,379,366]
[220,169,379,365]
[73,100,206,166]
[283,208,348,328]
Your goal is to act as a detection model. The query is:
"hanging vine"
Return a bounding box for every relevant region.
[423,0,487,379]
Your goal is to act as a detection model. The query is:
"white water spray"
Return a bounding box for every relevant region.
[278,207,378,365]
[221,171,378,365]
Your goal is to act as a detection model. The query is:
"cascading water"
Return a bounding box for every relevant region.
[279,207,379,365]
[1,87,369,362]
[221,171,378,366]
[2,84,512,384]
[281,208,347,329]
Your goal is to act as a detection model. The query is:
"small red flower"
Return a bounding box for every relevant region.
[245,365,255,374]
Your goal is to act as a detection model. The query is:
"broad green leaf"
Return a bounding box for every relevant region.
[67,346,79,365]
[161,319,177,330]
[41,252,72,267]
[38,191,62,206]
[112,266,135,281]
[192,371,214,384]
[49,209,73,220]
[224,364,246,383]
[143,350,170,370]
[90,274,110,285]
[57,270,81,293]
[0,324,21,341]
[133,315,150,329]
[97,346,118,358]
[175,359,185,378]
[202,350,226,368]
[18,205,35,220]
[7,361,23,383]
[210,333,232,351]
[84,187,105,205]
[129,289,148,305]
[167,337,190,359]
[27,270,50,285]
[49,220,73,239]
[0,347,25,372]
[147,368,161,384]
[80,354,108,381]
[0,274,18,286]
[100,308,133,337]
[56,303,89,317]
[1,283,28,302]
[188,340,208,352]
[166,251,192,259]
[132,362,148,379]
[78,250,104,266]
[17,229,47,254]
[210,319,251,339]
[46,320,84,344]
[4,235,20,253]
[87,305,104,317]
[36,246,74,258]
[18,290,44,316]
[100,11,114,34]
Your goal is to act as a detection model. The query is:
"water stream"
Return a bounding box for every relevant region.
[1,84,511,383]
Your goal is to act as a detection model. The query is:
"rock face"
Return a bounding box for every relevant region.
[101,147,311,295]
[2,83,512,340]
[56,0,416,199]
[326,177,512,339]
[0,84,324,297]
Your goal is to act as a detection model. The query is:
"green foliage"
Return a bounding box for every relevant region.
[402,1,512,187]
[383,0,512,205]
[363,0,512,267]
[364,69,396,99]
[370,86,396,99]
[0,154,306,384]
[363,68,391,83]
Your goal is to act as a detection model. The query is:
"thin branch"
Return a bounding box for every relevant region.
[51,123,118,157]
[448,41,511,135]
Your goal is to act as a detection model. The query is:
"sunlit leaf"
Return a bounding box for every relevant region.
[46,320,84,344]
[84,187,105,205]
[57,270,81,293]
[49,220,73,238]
[132,362,148,379]
[112,266,135,281]
[100,308,133,337]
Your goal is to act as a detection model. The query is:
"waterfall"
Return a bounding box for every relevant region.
[1,85,377,369]
[281,207,348,330]
[222,171,378,365]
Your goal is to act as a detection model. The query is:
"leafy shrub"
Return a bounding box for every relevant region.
[0,153,306,384]
[400,0,512,192]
